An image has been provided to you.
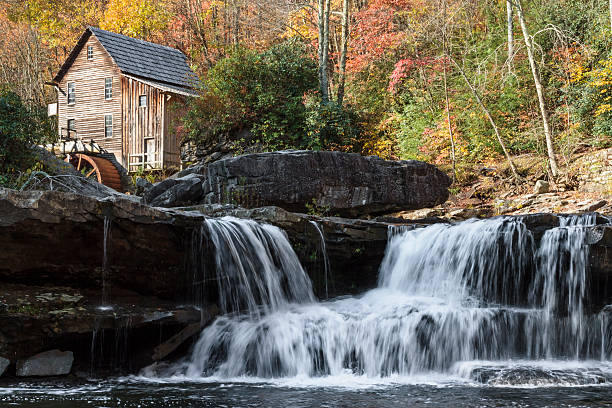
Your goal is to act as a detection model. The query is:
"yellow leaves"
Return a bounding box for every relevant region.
[282,7,316,41]
[594,104,612,117]
[583,56,612,118]
[100,0,171,40]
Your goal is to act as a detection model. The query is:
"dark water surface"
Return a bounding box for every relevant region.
[3,378,612,407]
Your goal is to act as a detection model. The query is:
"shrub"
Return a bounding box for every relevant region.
[0,89,54,187]
[184,39,319,151]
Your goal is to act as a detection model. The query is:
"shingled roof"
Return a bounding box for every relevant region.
[53,27,198,95]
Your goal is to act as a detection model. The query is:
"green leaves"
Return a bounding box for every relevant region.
[0,89,54,186]
[185,39,325,151]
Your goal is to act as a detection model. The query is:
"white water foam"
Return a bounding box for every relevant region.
[154,215,612,387]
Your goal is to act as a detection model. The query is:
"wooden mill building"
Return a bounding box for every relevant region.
[49,27,198,172]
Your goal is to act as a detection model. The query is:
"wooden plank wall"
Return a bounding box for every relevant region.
[121,77,164,170]
[163,96,185,170]
[57,35,122,162]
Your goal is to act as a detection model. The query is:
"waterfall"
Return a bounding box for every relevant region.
[204,217,314,316]
[309,221,332,299]
[163,214,612,383]
[100,216,113,310]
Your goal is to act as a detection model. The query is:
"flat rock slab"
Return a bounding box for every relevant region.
[16,350,73,377]
[0,357,9,377]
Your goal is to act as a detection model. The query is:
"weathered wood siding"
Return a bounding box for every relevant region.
[57,35,122,162]
[163,96,186,170]
[121,76,165,171]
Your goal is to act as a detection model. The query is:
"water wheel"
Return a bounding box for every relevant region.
[66,153,123,191]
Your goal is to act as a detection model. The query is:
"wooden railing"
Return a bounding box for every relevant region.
[128,152,163,172]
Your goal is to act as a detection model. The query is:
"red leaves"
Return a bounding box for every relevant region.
[349,0,415,72]
[388,56,447,94]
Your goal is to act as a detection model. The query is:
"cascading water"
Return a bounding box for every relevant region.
[309,220,332,299]
[204,217,314,316]
[99,216,113,311]
[161,215,612,386]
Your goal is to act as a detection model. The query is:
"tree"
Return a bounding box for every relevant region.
[0,89,54,185]
[441,0,456,182]
[609,0,612,34]
[184,40,319,151]
[515,0,559,177]
[449,57,520,180]
[506,0,514,72]
[318,0,331,102]
[336,0,350,105]
[100,0,171,40]
[0,13,50,107]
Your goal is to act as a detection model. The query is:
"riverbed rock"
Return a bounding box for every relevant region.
[0,187,206,299]
[16,350,74,376]
[135,177,153,196]
[155,150,452,217]
[534,180,550,194]
[148,174,205,207]
[0,357,9,376]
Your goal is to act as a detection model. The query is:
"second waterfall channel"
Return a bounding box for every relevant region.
[149,214,612,386]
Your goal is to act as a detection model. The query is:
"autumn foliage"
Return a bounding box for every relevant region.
[1,0,611,172]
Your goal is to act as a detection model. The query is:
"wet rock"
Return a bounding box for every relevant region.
[534,180,550,194]
[143,178,178,203]
[148,174,204,208]
[135,177,153,196]
[0,188,205,299]
[16,350,73,377]
[0,357,9,377]
[168,150,452,217]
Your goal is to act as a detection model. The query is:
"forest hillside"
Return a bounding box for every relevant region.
[1,0,611,206]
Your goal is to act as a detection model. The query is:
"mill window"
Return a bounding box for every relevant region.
[67,119,75,138]
[105,114,113,138]
[105,77,112,100]
[67,82,75,104]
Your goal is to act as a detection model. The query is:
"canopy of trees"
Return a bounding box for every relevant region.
[2,0,612,181]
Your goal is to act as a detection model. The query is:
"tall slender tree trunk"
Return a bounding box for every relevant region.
[515,0,559,177]
[506,0,514,72]
[318,0,325,94]
[320,0,331,103]
[441,0,456,182]
[450,57,521,180]
[442,61,456,183]
[337,0,350,105]
[609,0,612,34]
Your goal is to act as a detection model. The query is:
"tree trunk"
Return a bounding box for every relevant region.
[506,0,514,72]
[318,0,325,94]
[450,57,521,180]
[609,0,612,34]
[515,0,559,177]
[442,60,456,183]
[320,0,331,103]
[337,0,350,105]
[441,0,456,182]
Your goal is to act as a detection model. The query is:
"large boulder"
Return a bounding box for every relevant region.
[155,151,452,216]
[16,350,73,376]
[0,357,9,377]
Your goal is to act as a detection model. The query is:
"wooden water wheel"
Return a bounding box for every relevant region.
[66,153,123,191]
